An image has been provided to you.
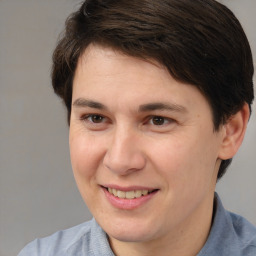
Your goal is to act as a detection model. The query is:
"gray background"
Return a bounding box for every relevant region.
[0,0,255,255]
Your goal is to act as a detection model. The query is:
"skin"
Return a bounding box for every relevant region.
[69,44,249,256]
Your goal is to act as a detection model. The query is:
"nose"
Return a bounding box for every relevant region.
[103,127,146,175]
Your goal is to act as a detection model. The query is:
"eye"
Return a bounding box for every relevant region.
[151,116,166,125]
[86,114,105,123]
[143,115,177,133]
[80,114,108,126]
[149,116,173,126]
[80,114,109,130]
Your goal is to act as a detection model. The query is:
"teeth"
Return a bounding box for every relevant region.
[135,190,142,198]
[112,188,117,196]
[142,190,148,196]
[126,191,136,199]
[107,188,153,199]
[117,190,126,198]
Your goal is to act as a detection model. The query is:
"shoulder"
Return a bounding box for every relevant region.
[228,211,256,253]
[18,219,95,256]
[198,193,256,256]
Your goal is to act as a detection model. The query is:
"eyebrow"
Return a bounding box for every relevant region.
[139,102,187,113]
[72,98,187,113]
[72,98,107,110]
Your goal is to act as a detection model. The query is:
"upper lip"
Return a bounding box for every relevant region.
[101,184,158,192]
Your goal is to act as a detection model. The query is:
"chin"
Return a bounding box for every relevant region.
[100,217,158,243]
[109,230,153,243]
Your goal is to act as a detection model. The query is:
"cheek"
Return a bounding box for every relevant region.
[151,133,218,190]
[69,132,103,184]
[69,133,106,211]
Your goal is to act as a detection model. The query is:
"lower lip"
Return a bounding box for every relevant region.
[103,188,158,210]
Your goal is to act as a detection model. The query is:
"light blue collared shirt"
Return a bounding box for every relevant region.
[18,194,256,256]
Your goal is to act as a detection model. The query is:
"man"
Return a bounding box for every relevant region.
[19,0,256,255]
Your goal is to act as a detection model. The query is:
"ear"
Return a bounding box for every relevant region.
[218,103,250,160]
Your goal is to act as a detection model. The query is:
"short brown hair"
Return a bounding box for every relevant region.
[51,0,254,179]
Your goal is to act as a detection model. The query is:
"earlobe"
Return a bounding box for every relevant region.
[218,103,250,160]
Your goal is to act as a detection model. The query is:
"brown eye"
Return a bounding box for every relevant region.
[89,114,104,123]
[151,116,166,125]
[80,113,110,131]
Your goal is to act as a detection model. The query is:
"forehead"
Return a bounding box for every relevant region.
[73,44,211,115]
[77,44,165,80]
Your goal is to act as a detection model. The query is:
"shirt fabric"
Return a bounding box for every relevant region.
[18,193,256,256]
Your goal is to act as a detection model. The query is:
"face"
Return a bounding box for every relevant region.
[70,44,225,245]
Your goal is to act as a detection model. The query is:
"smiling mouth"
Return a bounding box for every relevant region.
[106,187,157,199]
